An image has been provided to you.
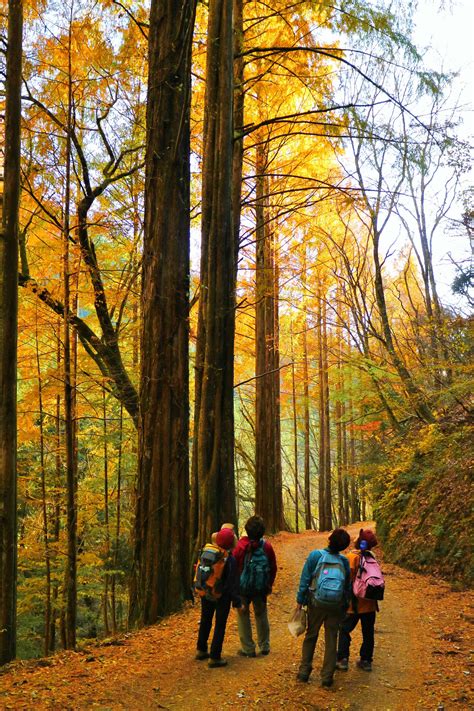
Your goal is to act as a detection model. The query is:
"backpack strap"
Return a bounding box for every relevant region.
[311,550,331,581]
[357,550,374,574]
[245,541,253,560]
[245,538,264,560]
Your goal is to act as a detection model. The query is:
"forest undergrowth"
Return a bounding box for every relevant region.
[373,410,473,587]
[1,523,472,711]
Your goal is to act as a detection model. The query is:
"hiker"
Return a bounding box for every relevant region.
[336,528,383,672]
[233,515,277,657]
[212,522,238,548]
[194,526,243,668]
[296,528,351,687]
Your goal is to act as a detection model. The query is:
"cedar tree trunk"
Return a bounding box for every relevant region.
[0,0,22,665]
[131,0,195,624]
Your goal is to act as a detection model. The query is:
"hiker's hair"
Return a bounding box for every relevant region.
[328,528,350,552]
[245,515,265,541]
[355,528,378,550]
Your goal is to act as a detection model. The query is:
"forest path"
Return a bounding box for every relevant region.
[1,522,472,710]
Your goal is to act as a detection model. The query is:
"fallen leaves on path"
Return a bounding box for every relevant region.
[0,523,472,710]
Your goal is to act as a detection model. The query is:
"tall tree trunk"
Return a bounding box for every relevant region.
[35,310,52,656]
[131,0,195,625]
[317,289,325,531]
[290,321,299,533]
[102,389,110,636]
[231,0,245,532]
[335,367,344,526]
[342,400,350,524]
[191,0,244,546]
[322,297,332,530]
[302,306,311,530]
[232,0,244,258]
[254,146,283,532]
[0,0,22,664]
[348,396,358,522]
[194,0,237,545]
[336,301,349,526]
[63,24,77,646]
[51,322,62,652]
[272,230,284,529]
[111,403,123,634]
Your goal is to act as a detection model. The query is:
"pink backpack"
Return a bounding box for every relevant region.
[353,552,385,601]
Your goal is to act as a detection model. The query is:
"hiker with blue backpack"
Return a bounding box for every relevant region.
[336,528,384,673]
[295,528,351,687]
[194,526,243,668]
[233,515,277,657]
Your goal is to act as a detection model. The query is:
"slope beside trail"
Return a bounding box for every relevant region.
[1,522,473,711]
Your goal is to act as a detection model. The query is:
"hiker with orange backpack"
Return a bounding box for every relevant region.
[194,526,243,667]
[233,515,277,657]
[336,528,385,672]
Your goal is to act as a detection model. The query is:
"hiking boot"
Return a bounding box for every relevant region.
[336,658,348,671]
[195,650,209,660]
[208,658,228,668]
[356,659,372,671]
[237,649,256,658]
[321,678,334,688]
[260,649,270,656]
[296,672,309,682]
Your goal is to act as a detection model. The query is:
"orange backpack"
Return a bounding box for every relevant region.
[194,544,228,601]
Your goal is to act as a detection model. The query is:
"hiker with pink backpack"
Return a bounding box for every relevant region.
[336,528,385,672]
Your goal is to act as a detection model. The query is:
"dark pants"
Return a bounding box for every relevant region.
[197,596,232,660]
[299,604,345,683]
[337,612,376,662]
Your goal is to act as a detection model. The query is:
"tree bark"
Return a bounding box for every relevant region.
[302,305,312,530]
[194,0,237,545]
[102,389,110,636]
[63,25,77,647]
[254,146,283,533]
[35,311,52,655]
[322,297,332,530]
[290,321,299,533]
[51,324,62,652]
[0,0,22,665]
[336,363,344,526]
[131,0,195,625]
[111,403,123,634]
[317,290,325,531]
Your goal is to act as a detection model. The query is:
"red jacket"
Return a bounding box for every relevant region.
[233,536,277,592]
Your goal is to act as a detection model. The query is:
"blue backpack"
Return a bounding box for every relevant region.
[240,540,270,597]
[309,550,346,609]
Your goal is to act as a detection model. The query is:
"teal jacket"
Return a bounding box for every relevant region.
[296,547,351,606]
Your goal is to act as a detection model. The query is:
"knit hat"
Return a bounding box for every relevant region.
[355,528,378,550]
[216,527,235,550]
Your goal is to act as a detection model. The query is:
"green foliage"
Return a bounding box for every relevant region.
[333,0,420,59]
[452,267,474,305]
[372,416,474,587]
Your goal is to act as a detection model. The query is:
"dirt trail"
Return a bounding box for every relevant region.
[1,523,472,710]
